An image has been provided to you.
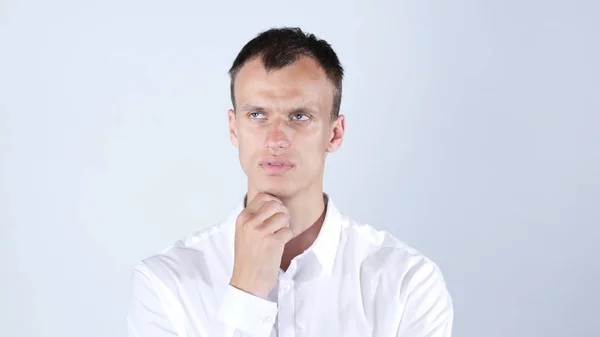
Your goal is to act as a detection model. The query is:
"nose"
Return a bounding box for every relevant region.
[265,118,291,152]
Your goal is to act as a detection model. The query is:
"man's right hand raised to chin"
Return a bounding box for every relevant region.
[229,192,294,300]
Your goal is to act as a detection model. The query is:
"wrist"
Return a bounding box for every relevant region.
[229,278,270,300]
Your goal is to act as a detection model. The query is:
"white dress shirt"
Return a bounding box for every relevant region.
[127,194,453,337]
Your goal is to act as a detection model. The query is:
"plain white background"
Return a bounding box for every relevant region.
[1,0,598,336]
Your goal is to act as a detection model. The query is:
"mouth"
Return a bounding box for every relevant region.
[259,158,294,175]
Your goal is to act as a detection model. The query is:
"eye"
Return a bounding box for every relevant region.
[249,112,266,119]
[291,113,310,121]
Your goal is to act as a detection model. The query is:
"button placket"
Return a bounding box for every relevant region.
[277,279,295,337]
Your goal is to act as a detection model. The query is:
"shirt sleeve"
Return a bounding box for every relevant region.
[127,264,179,337]
[216,284,278,337]
[396,262,454,337]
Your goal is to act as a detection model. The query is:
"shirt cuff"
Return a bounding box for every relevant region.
[217,284,278,336]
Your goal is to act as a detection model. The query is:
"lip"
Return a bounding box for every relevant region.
[259,157,294,176]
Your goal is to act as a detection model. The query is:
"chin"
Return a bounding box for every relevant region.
[259,185,295,199]
[254,179,299,199]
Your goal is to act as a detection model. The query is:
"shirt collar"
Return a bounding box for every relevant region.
[224,193,342,277]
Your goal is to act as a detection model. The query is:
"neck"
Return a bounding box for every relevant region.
[246,188,327,271]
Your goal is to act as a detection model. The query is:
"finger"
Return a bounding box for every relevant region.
[257,212,289,234]
[237,194,279,226]
[270,227,294,245]
[249,201,288,228]
[245,193,281,213]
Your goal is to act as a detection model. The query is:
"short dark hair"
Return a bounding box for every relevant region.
[228,27,344,119]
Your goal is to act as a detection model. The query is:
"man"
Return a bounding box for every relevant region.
[128,27,453,337]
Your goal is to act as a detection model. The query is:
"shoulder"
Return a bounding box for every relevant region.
[341,217,450,296]
[341,218,454,333]
[131,221,232,284]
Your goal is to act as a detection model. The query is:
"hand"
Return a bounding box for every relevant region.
[229,193,294,299]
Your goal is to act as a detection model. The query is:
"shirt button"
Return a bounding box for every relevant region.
[262,316,274,324]
[282,283,291,292]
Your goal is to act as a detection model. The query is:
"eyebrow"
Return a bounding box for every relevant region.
[238,104,319,115]
[238,104,267,113]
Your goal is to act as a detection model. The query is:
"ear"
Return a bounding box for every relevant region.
[228,109,239,148]
[326,114,345,153]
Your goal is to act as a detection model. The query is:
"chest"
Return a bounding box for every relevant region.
[268,276,376,337]
[176,272,400,337]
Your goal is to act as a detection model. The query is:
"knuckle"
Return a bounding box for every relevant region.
[264,201,281,214]
[238,211,251,224]
[246,213,260,227]
[240,212,259,229]
[273,212,287,222]
[235,216,246,227]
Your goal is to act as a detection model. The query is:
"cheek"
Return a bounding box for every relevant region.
[296,134,329,163]
[312,128,332,151]
[238,124,265,143]
[237,130,263,160]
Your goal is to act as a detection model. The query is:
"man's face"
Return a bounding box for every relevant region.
[228,56,345,199]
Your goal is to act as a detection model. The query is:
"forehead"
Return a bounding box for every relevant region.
[233,56,334,113]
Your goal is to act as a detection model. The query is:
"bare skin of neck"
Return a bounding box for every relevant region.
[280,196,327,271]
